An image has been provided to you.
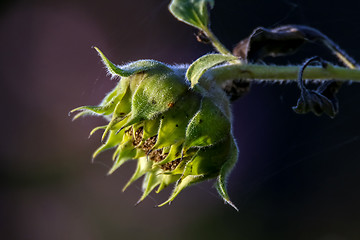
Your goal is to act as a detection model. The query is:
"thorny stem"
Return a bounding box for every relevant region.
[208,63,360,85]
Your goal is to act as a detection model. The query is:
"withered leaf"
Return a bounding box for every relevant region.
[315,80,341,115]
[292,89,337,118]
[293,57,340,118]
[229,25,353,113]
[227,25,336,101]
[232,24,357,68]
[234,25,325,61]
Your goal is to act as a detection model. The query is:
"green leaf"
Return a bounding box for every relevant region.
[169,0,214,31]
[94,47,170,78]
[186,54,237,87]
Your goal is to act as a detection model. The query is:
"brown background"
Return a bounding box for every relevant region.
[1,0,360,239]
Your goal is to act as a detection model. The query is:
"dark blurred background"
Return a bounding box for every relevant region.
[1,0,360,239]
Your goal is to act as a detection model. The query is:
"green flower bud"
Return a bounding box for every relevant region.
[71,47,239,210]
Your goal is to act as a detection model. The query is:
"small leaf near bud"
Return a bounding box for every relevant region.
[169,0,214,31]
[186,54,237,87]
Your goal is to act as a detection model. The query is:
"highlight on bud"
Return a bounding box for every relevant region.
[71,47,239,210]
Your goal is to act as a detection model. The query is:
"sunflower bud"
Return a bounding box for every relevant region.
[71,47,239,209]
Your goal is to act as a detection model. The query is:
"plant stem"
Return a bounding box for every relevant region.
[203,28,233,56]
[208,63,360,85]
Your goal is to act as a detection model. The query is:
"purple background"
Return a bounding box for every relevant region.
[1,0,360,239]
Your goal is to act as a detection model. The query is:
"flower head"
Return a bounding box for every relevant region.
[71,47,239,209]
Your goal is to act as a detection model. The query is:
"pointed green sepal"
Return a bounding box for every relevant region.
[101,114,128,143]
[156,174,181,193]
[154,142,183,166]
[158,174,204,207]
[108,134,137,175]
[94,47,171,78]
[122,156,153,191]
[70,77,130,120]
[89,125,107,138]
[137,170,163,204]
[92,128,126,160]
[215,136,239,211]
[142,118,161,142]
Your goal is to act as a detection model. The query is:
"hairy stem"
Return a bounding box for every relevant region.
[203,28,233,56]
[208,63,360,85]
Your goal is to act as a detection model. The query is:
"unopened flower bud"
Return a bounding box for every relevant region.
[71,47,239,209]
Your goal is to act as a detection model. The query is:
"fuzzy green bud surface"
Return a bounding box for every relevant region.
[71,48,238,209]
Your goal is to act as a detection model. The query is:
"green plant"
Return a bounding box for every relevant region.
[71,0,360,210]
